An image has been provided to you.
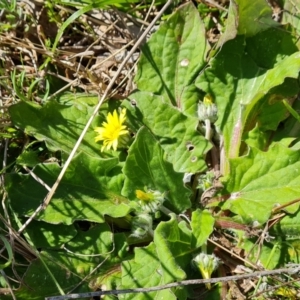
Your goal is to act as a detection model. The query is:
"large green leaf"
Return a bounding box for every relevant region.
[121,216,192,299]
[154,215,192,278]
[121,243,178,300]
[8,94,105,157]
[7,223,130,300]
[221,144,300,224]
[122,127,191,213]
[124,92,211,173]
[25,221,77,248]
[10,251,90,300]
[66,223,113,254]
[6,153,130,224]
[196,29,300,173]
[135,2,210,114]
[235,0,279,37]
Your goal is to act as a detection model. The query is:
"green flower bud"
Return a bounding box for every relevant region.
[197,95,218,123]
[130,213,153,239]
[192,253,220,289]
[197,171,214,192]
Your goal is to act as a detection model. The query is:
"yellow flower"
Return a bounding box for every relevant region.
[94,108,129,152]
[203,94,213,105]
[135,190,154,202]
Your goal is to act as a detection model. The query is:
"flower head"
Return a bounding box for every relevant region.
[135,189,165,214]
[197,94,218,123]
[94,108,129,152]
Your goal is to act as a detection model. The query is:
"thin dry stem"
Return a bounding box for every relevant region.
[46,265,300,300]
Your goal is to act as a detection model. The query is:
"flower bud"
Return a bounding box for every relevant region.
[135,189,165,214]
[130,213,153,239]
[192,253,220,289]
[197,95,218,123]
[197,171,214,192]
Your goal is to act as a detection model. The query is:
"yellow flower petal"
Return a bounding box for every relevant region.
[94,109,129,152]
[135,190,154,202]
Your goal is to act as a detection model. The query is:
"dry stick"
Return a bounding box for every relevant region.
[17,0,174,236]
[250,277,300,299]
[272,198,300,214]
[45,265,300,300]
[23,166,51,191]
[208,237,259,270]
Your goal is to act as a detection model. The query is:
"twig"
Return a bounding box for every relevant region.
[17,0,174,235]
[208,237,259,270]
[272,198,300,214]
[203,0,228,12]
[23,166,51,191]
[45,265,300,300]
[250,277,300,299]
[0,270,16,300]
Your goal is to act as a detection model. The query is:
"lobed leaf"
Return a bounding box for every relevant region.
[221,144,300,224]
[124,91,211,173]
[121,216,192,299]
[196,29,300,172]
[135,2,210,114]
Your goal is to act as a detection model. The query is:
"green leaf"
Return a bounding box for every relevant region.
[221,144,300,224]
[154,215,192,280]
[255,97,288,131]
[11,228,128,299]
[8,95,100,157]
[196,30,300,173]
[124,91,211,173]
[6,153,130,224]
[12,251,90,300]
[16,150,41,167]
[216,0,238,48]
[243,125,270,150]
[122,127,191,213]
[282,0,300,41]
[235,0,279,37]
[25,221,77,248]
[66,223,112,255]
[135,2,210,111]
[121,216,192,299]
[284,240,300,264]
[246,27,298,69]
[271,209,300,241]
[191,209,214,248]
[273,97,300,142]
[88,232,130,299]
[121,243,177,300]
